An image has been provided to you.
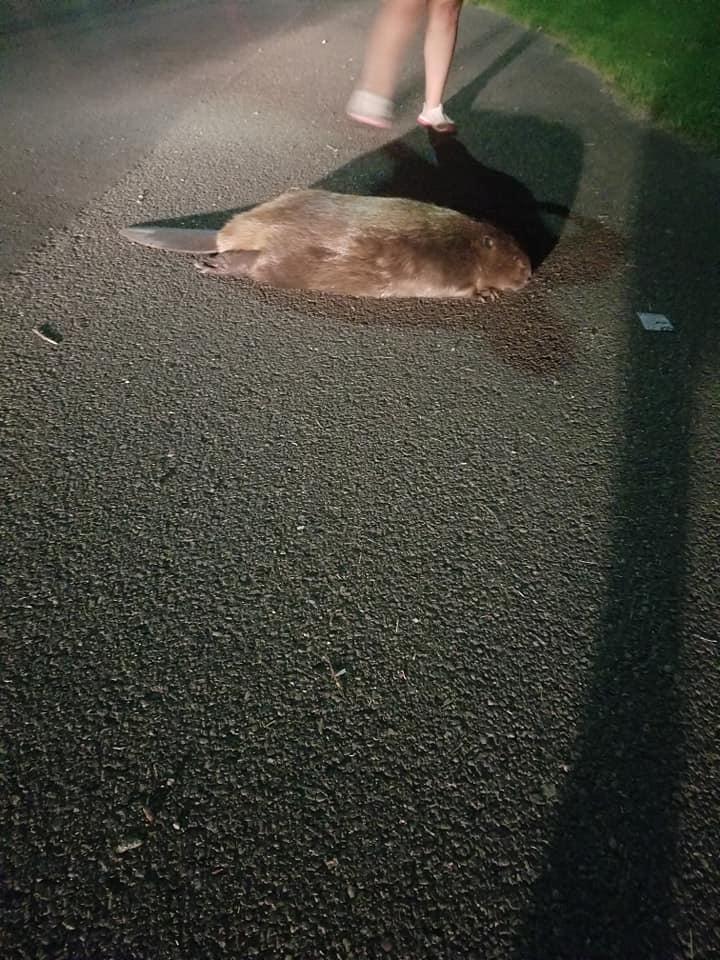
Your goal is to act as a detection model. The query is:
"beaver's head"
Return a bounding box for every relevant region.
[473,225,532,294]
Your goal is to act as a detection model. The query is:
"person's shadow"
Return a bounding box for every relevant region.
[321,130,567,272]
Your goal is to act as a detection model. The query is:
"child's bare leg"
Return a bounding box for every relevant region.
[418,0,462,131]
[358,0,426,99]
[347,0,426,127]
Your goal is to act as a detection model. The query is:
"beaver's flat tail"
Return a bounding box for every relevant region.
[119,227,218,254]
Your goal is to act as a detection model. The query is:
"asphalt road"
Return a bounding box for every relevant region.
[1,2,719,958]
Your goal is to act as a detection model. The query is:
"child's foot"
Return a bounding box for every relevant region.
[417,104,457,134]
[346,89,394,129]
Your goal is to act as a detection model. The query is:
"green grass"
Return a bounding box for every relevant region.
[474,0,720,153]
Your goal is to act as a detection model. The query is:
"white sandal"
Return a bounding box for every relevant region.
[417,104,457,134]
[346,89,394,129]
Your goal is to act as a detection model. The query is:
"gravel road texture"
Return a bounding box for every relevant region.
[1,2,719,958]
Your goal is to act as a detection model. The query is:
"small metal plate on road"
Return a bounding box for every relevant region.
[638,312,674,331]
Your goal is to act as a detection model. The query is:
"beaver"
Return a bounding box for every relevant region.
[119,188,531,300]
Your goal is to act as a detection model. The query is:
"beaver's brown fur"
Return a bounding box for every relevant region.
[120,188,531,300]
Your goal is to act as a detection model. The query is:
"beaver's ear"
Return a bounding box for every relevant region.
[482,235,495,249]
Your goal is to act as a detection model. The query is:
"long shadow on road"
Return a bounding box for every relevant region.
[512,123,720,957]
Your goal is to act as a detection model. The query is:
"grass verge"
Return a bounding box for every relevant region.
[473,0,720,154]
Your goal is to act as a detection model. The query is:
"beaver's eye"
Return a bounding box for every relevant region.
[483,236,494,249]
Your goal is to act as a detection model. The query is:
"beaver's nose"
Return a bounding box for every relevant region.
[516,255,532,281]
